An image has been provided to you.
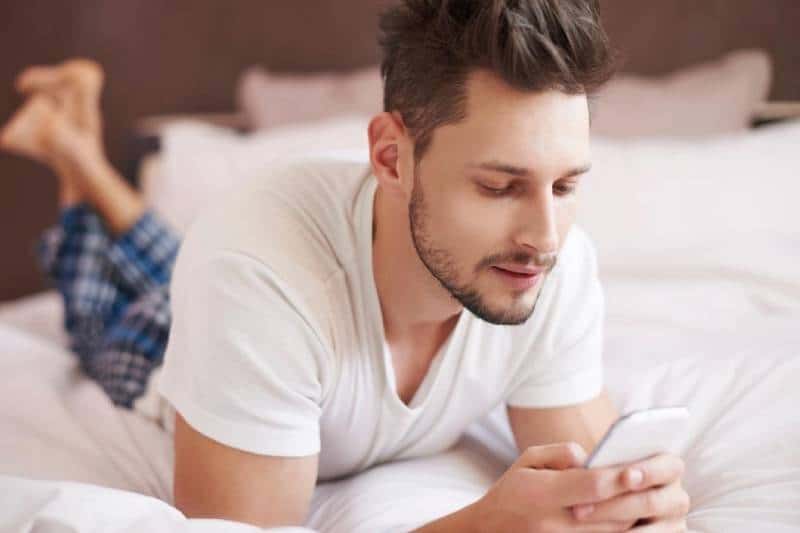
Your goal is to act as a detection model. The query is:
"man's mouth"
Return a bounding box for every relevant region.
[493,263,546,275]
[491,265,543,290]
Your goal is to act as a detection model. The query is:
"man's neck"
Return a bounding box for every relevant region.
[371,184,462,345]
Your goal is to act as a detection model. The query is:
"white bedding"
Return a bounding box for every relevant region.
[1,277,798,532]
[2,117,799,531]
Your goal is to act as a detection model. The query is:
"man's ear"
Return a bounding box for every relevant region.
[368,111,409,198]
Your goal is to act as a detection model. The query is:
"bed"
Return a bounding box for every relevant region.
[2,97,800,530]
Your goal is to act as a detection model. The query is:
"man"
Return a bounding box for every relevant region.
[163,1,688,530]
[0,1,689,531]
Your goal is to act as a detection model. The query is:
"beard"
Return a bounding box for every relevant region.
[407,164,555,326]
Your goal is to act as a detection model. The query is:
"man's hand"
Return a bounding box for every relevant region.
[467,442,688,532]
[570,452,690,531]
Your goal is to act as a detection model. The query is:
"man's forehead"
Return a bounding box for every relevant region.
[420,71,591,173]
[463,69,588,113]
[446,105,591,176]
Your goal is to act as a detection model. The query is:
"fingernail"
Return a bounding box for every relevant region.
[627,468,644,487]
[574,504,594,519]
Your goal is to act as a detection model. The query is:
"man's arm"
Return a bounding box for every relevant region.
[506,387,620,457]
[173,412,318,528]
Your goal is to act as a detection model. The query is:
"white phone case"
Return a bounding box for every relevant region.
[584,406,690,468]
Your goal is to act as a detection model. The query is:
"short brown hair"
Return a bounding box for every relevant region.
[378,0,617,163]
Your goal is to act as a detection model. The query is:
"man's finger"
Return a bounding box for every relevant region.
[573,479,690,523]
[552,465,634,506]
[570,451,685,510]
[627,453,685,488]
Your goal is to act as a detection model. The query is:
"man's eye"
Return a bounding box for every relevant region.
[480,184,512,196]
[554,183,577,196]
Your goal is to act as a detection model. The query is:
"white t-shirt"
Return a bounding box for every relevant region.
[157,149,605,481]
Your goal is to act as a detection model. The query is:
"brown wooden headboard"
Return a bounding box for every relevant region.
[1,0,798,301]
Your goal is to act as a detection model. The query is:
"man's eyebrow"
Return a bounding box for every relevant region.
[467,160,592,179]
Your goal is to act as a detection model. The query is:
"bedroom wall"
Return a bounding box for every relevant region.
[1,0,798,301]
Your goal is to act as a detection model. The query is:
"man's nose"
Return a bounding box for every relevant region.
[514,188,559,256]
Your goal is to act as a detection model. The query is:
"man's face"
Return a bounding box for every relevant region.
[408,70,591,325]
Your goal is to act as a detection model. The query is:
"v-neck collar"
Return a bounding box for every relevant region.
[355,172,468,414]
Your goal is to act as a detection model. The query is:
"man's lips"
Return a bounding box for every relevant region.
[490,264,545,291]
[493,263,546,275]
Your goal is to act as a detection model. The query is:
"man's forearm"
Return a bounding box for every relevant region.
[411,499,484,533]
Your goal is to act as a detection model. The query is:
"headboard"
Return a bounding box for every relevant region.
[1,0,798,301]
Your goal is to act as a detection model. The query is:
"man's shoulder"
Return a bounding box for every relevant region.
[190,150,369,241]
[178,150,371,297]
[223,148,371,216]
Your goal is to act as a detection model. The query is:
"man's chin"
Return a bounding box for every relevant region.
[476,308,535,326]
[466,291,539,326]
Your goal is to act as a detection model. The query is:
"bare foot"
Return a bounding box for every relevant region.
[0,93,88,206]
[16,58,104,139]
[9,59,142,222]
[0,94,59,162]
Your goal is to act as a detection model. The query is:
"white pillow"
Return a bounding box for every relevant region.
[577,120,800,285]
[235,49,771,138]
[236,65,383,130]
[590,49,772,138]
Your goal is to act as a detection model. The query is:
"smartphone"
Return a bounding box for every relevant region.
[584,406,690,468]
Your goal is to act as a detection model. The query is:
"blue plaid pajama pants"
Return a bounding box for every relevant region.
[36,202,179,408]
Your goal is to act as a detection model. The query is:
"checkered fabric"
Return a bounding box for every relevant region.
[35,202,179,408]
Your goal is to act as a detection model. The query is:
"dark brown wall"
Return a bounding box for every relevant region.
[1,0,798,301]
[600,0,800,96]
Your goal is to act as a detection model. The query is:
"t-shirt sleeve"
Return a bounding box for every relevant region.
[158,246,327,457]
[505,226,605,408]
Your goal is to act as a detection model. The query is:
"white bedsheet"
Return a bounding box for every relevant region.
[1,278,798,532]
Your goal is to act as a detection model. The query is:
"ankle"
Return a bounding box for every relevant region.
[58,179,83,208]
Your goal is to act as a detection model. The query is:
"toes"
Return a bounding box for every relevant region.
[63,58,105,93]
[16,65,62,94]
[16,58,104,97]
[12,59,104,140]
